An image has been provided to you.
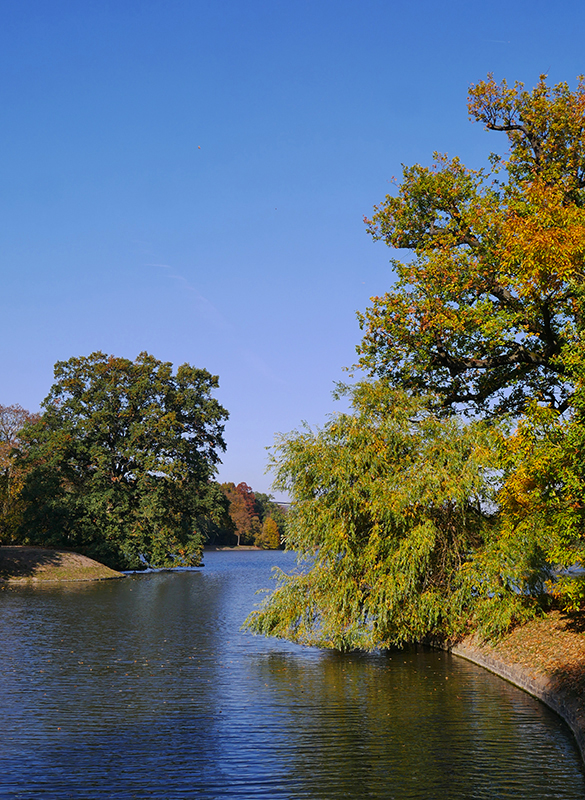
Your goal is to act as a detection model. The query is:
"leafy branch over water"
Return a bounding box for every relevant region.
[245,383,546,647]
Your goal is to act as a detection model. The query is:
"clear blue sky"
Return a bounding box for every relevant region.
[1,0,584,497]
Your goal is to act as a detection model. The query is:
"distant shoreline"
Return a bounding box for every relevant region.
[2,545,582,763]
[203,545,274,551]
[0,544,282,583]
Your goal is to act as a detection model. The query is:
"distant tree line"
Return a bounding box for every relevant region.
[206,481,286,549]
[0,351,283,571]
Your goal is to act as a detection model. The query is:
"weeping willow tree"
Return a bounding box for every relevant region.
[245,383,549,649]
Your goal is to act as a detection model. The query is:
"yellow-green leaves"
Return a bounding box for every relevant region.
[249,75,585,650]
[499,400,585,611]
[245,384,525,649]
[469,74,585,188]
[502,183,585,292]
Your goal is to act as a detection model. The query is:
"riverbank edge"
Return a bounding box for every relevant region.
[432,637,585,763]
[0,544,283,582]
[2,547,583,766]
[203,545,263,551]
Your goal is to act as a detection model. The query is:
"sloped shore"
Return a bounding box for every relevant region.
[0,546,124,582]
[440,611,585,762]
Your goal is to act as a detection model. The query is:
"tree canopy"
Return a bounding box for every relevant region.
[221,482,260,546]
[0,404,40,542]
[357,75,585,416]
[17,351,229,569]
[204,482,286,547]
[247,75,585,649]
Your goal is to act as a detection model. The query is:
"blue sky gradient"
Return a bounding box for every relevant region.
[2,0,585,496]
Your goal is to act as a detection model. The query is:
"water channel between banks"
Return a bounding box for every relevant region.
[0,549,584,799]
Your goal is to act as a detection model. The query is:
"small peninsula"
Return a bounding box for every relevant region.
[0,546,124,583]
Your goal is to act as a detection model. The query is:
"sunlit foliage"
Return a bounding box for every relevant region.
[245,383,547,648]
[357,75,585,417]
[256,517,281,550]
[249,75,585,646]
[0,404,40,542]
[16,352,229,570]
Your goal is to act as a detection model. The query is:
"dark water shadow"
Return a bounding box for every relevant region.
[1,554,584,799]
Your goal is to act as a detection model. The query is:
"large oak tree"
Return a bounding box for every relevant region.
[18,352,229,569]
[357,75,585,416]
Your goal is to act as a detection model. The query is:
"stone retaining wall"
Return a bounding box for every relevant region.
[442,639,585,764]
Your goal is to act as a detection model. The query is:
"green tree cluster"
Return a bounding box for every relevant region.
[247,75,585,648]
[13,351,230,570]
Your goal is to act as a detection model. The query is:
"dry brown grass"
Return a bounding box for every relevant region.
[490,610,585,678]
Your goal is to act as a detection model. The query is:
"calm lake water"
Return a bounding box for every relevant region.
[0,549,584,799]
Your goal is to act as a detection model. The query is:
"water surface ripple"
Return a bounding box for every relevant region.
[0,550,583,799]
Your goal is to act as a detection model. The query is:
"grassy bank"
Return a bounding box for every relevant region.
[0,546,124,582]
